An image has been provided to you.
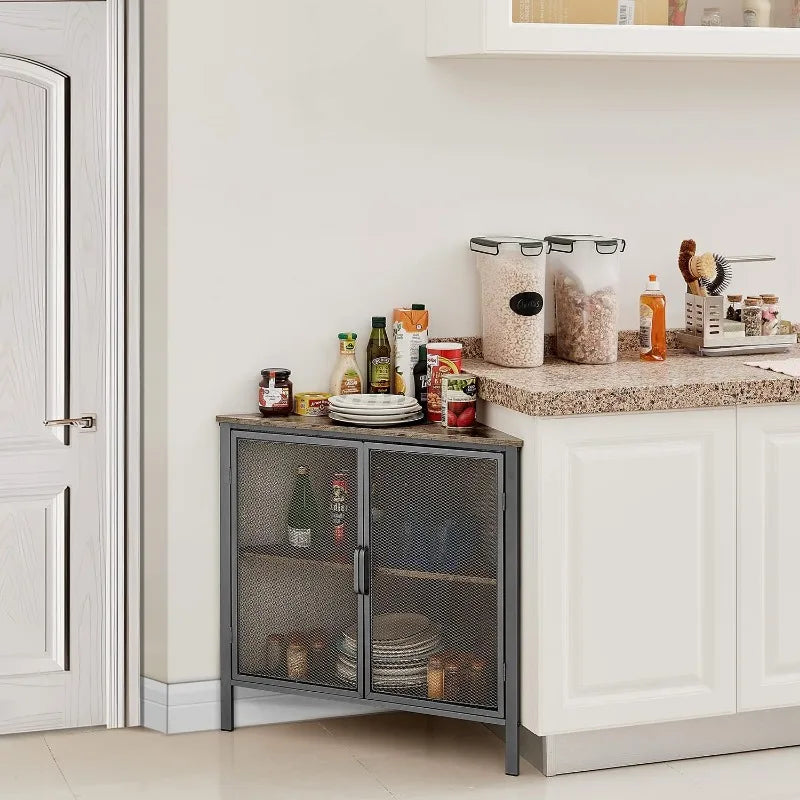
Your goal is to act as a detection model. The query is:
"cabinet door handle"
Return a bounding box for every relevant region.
[353,548,360,594]
[359,547,369,596]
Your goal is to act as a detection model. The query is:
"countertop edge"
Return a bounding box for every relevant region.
[471,365,800,419]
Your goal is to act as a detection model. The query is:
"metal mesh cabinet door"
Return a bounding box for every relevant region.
[365,444,503,715]
[233,433,361,695]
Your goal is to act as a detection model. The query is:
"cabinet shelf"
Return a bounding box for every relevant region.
[240,545,352,572]
[375,565,498,587]
[427,0,800,60]
[240,547,497,586]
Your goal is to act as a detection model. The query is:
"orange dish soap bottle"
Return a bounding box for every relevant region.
[640,274,667,362]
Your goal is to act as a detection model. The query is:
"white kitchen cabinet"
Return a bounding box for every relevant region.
[530,409,737,734]
[738,405,800,712]
[427,0,800,60]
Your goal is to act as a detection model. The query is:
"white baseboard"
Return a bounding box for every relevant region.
[141,678,375,734]
[524,706,800,776]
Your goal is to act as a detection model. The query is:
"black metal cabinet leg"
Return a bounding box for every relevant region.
[505,722,520,776]
[221,681,234,731]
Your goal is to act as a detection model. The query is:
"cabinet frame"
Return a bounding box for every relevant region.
[427,0,800,60]
[363,442,507,720]
[219,421,521,775]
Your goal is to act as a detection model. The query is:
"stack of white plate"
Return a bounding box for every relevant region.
[328,394,423,427]
[336,613,441,690]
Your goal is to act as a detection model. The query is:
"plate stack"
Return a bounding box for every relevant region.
[328,394,423,427]
[337,613,441,690]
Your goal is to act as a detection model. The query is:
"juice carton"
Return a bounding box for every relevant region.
[392,306,429,397]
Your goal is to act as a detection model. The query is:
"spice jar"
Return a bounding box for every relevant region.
[443,658,461,702]
[286,635,309,681]
[467,657,488,706]
[760,295,780,336]
[743,297,763,337]
[259,368,293,417]
[427,655,444,701]
[266,633,284,675]
[701,6,722,23]
[726,294,743,322]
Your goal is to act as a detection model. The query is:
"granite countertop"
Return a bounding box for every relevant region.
[465,346,800,418]
[216,412,523,448]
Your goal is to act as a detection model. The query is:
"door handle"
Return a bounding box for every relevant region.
[353,548,360,594]
[353,547,369,595]
[44,414,97,431]
[359,547,369,596]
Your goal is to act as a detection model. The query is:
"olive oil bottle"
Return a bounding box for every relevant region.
[367,317,391,394]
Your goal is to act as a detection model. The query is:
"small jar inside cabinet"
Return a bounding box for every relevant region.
[742,297,763,337]
[443,658,461,702]
[427,655,444,701]
[286,635,309,681]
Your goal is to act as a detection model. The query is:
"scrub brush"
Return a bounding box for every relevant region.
[700,254,733,296]
[689,252,716,297]
[679,239,699,295]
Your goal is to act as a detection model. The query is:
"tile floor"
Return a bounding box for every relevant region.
[2,712,800,799]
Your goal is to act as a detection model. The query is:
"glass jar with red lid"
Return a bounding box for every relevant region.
[258,369,293,416]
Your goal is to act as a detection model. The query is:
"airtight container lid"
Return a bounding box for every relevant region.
[545,234,626,255]
[470,236,545,257]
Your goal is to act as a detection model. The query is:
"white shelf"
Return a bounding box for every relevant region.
[427,0,800,59]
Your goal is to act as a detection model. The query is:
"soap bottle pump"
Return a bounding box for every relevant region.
[640,274,667,362]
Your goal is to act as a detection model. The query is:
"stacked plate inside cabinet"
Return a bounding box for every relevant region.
[336,613,441,689]
[328,394,423,427]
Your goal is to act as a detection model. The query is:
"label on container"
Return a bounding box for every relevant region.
[288,527,311,548]
[427,350,463,422]
[369,357,391,393]
[639,303,653,353]
[441,375,478,430]
[617,0,635,24]
[340,371,361,395]
[259,385,290,410]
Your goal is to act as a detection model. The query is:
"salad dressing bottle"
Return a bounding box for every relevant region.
[330,333,363,396]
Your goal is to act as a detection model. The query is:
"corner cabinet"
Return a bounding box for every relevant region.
[738,405,800,712]
[532,408,737,734]
[218,416,522,775]
[427,0,800,60]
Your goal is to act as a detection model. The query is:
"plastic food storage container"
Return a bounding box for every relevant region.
[471,236,546,368]
[546,235,626,365]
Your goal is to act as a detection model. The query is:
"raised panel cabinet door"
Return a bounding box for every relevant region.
[532,409,737,734]
[0,3,107,733]
[738,404,800,711]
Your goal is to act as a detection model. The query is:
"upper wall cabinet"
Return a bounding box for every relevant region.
[427,0,800,59]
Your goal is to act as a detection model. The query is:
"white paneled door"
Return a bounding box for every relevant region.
[738,405,800,712]
[0,2,107,733]
[532,409,737,734]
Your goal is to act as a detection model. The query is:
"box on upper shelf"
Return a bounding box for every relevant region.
[513,0,668,25]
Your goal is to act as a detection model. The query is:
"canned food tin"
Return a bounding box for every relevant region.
[441,373,478,429]
[427,343,463,423]
[294,392,330,417]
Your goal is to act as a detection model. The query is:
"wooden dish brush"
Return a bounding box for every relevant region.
[689,252,716,297]
[679,239,700,295]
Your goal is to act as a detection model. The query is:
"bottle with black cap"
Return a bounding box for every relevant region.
[367,316,391,394]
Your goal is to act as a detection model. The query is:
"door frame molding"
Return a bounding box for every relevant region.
[106,0,141,728]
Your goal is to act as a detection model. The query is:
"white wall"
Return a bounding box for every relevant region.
[143,0,800,682]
